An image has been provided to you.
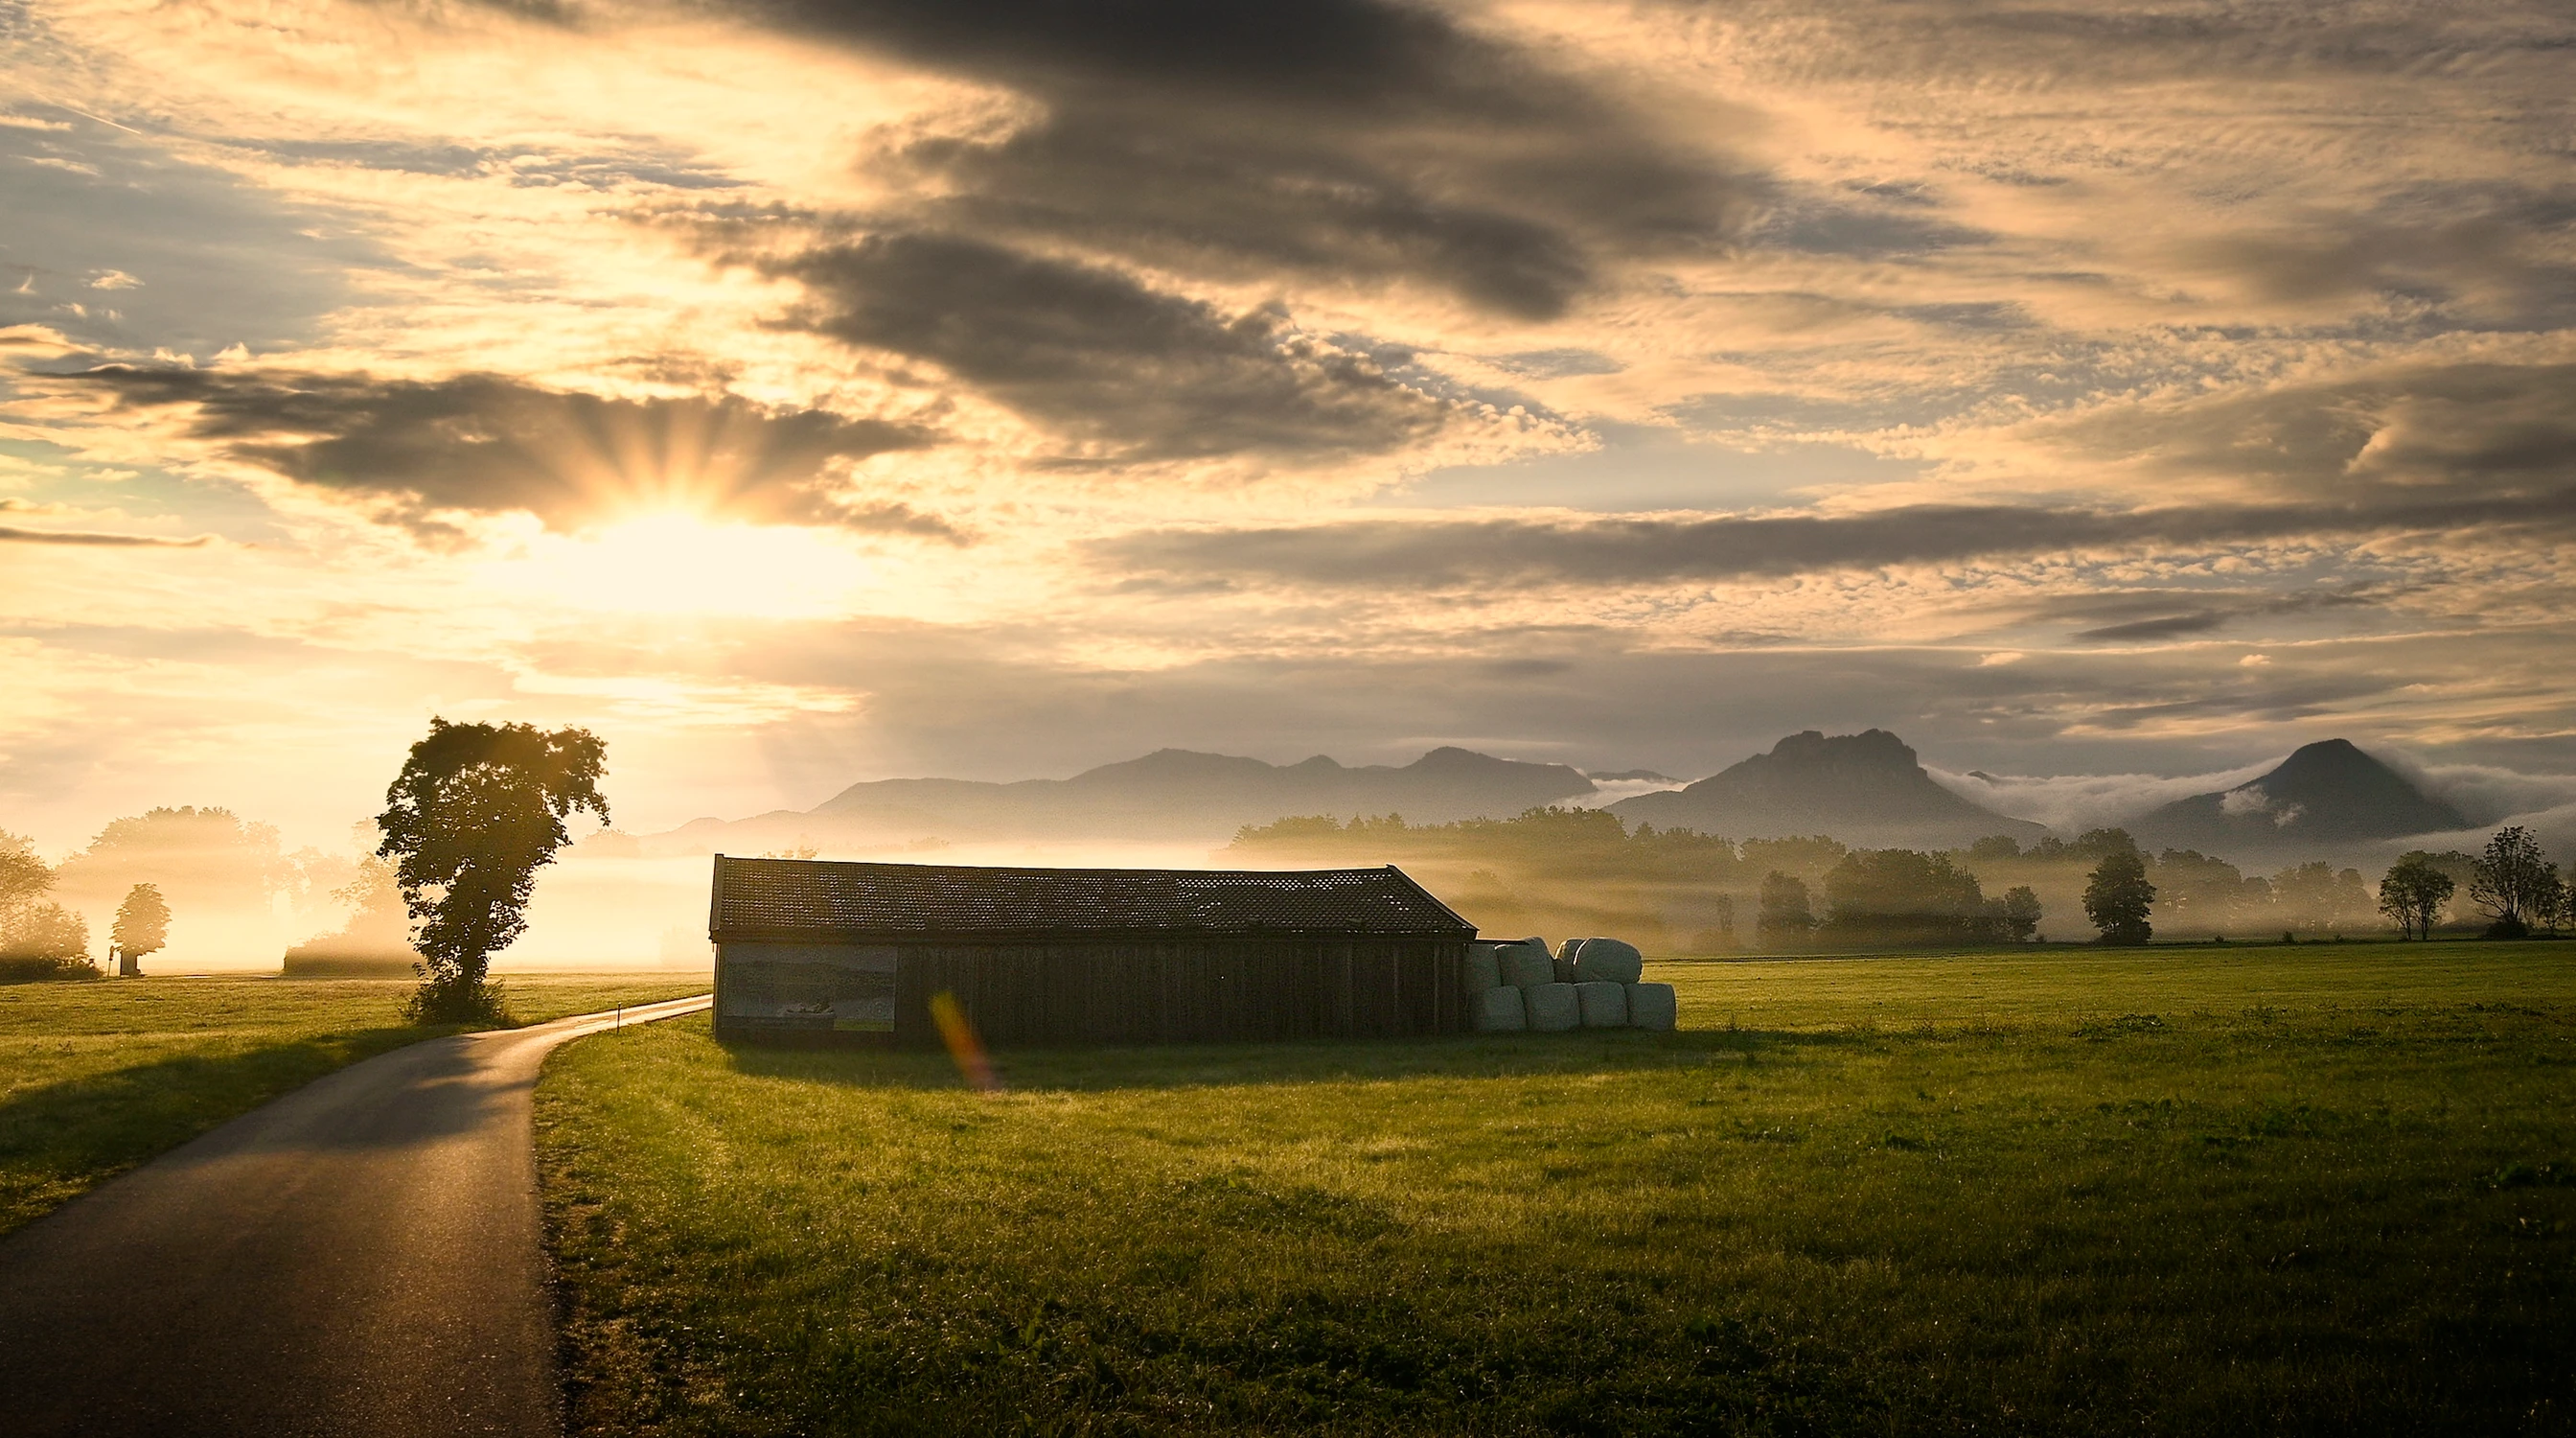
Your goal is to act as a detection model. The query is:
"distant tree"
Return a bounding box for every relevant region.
[2082,850,2155,945]
[1822,848,1991,944]
[2377,855,2456,940]
[1998,885,2042,941]
[2150,848,2253,938]
[0,831,93,979]
[1756,870,1815,947]
[110,883,171,975]
[54,806,288,916]
[2469,826,2559,939]
[2269,862,2374,937]
[376,718,610,1024]
[1967,835,2022,863]
[0,831,51,916]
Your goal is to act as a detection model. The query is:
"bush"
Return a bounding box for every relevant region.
[0,954,102,985]
[402,976,517,1028]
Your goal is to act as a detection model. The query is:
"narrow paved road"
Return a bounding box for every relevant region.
[0,994,711,1438]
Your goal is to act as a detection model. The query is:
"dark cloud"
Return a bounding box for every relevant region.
[0,524,210,547]
[71,367,947,538]
[767,232,1449,460]
[2074,612,2228,642]
[2040,585,2407,643]
[743,0,1757,320]
[2044,360,2576,500]
[1092,490,2576,591]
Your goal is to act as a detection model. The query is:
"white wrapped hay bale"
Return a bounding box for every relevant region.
[1470,984,1528,1032]
[1525,982,1581,1032]
[1565,938,1644,986]
[1496,938,1556,989]
[1462,943,1505,994]
[1552,939,1581,984]
[1576,980,1628,1028]
[1625,982,1678,1032]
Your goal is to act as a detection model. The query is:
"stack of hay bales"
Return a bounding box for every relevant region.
[1463,936,1676,1032]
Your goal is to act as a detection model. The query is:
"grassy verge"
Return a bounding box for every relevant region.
[0,974,707,1236]
[538,942,2574,1435]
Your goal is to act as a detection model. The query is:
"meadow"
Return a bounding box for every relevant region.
[535,941,2574,1436]
[0,973,709,1236]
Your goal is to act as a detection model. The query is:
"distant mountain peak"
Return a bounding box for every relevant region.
[2130,737,2466,858]
[1607,728,2042,846]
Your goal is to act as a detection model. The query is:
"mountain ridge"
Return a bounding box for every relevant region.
[1607,729,2048,849]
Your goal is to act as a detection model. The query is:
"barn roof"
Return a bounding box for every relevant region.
[710,856,1473,939]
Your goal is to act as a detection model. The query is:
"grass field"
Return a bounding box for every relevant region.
[0,973,708,1236]
[537,942,2575,1436]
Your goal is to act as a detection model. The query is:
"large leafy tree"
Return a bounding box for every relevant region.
[2377,854,2456,940]
[110,883,172,975]
[2469,826,2561,939]
[377,719,609,1023]
[2082,850,2155,945]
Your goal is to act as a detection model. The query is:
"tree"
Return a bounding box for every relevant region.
[2377,854,2456,940]
[2082,850,2155,945]
[111,883,171,975]
[2469,826,2560,939]
[1755,870,1815,947]
[1997,885,2042,941]
[377,718,610,1024]
[0,832,93,979]
[1821,848,1990,944]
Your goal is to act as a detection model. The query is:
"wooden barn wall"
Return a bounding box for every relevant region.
[888,938,1466,1048]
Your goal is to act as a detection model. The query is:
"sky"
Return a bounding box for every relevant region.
[5,0,2575,863]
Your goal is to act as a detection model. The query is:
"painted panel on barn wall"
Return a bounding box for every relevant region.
[718,941,898,1033]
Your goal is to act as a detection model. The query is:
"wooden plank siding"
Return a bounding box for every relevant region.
[707,857,1476,1049]
[888,937,1466,1048]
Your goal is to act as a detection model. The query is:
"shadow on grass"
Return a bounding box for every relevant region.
[0,1025,456,1235]
[718,1024,1872,1094]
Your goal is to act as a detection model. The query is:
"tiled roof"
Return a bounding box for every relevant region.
[711,857,1473,939]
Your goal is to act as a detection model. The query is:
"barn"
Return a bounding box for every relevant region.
[709,856,1479,1047]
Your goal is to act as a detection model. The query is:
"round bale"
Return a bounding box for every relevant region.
[1497,939,1557,989]
[1471,984,1528,1032]
[1574,938,1644,986]
[1552,939,1581,984]
[1624,982,1678,1032]
[1525,982,1581,1032]
[1462,944,1505,994]
[1576,980,1628,1028]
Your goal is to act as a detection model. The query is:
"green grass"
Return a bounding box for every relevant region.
[0,974,707,1236]
[537,942,2576,1436]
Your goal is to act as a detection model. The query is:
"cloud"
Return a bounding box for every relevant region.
[741,0,1758,320]
[1928,759,2279,835]
[1092,491,2576,591]
[70,367,946,538]
[766,231,1452,461]
[0,523,211,547]
[2039,360,2576,502]
[2044,586,2406,644]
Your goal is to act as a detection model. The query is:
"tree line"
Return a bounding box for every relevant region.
[1227,808,2573,950]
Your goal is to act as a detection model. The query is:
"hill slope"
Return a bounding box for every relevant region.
[2128,739,2467,861]
[649,747,1598,851]
[1608,730,2046,848]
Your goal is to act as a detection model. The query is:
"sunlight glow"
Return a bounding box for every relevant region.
[486,514,873,618]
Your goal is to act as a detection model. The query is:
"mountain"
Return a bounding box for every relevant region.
[1607,730,2046,848]
[645,746,1598,851]
[2127,739,2467,861]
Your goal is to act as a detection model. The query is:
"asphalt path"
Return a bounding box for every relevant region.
[0,993,711,1438]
